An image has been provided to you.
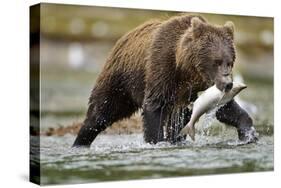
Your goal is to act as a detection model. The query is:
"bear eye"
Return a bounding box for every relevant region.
[214,59,223,66]
[226,61,234,67]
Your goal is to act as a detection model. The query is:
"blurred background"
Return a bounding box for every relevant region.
[32,3,273,135]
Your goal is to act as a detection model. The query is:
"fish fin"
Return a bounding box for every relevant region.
[187,126,196,141]
[205,109,212,115]
[188,102,194,110]
[179,124,195,141]
[179,126,188,137]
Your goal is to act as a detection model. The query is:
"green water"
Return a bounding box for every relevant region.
[38,134,273,185]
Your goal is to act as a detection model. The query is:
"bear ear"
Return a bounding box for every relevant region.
[190,17,205,38]
[224,21,235,39]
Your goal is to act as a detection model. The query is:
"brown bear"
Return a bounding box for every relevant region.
[73,14,258,147]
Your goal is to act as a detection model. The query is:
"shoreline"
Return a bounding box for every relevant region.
[41,114,143,136]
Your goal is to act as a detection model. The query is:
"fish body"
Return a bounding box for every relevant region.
[179,82,247,141]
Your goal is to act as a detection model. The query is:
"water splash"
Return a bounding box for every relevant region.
[192,107,217,138]
[39,133,273,185]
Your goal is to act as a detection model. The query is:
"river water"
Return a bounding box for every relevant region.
[34,77,274,185]
[35,76,274,185]
[39,132,273,185]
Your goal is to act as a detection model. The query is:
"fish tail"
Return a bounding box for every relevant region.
[179,123,196,141]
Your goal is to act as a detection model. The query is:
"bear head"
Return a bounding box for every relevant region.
[177,16,236,92]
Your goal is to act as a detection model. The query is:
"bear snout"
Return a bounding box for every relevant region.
[224,82,233,92]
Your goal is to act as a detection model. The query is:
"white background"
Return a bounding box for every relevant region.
[0,0,279,187]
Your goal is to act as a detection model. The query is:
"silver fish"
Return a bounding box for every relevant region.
[179,82,247,141]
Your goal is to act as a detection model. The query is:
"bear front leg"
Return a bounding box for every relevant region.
[216,100,258,143]
[72,114,108,148]
[167,107,191,143]
[143,104,170,144]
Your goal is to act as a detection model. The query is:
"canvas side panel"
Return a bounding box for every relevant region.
[30,3,41,185]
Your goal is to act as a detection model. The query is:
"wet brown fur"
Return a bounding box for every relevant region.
[73,14,237,146]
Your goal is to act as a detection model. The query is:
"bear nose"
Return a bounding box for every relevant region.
[225,82,233,92]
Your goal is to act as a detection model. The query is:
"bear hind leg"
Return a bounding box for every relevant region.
[73,91,138,147]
